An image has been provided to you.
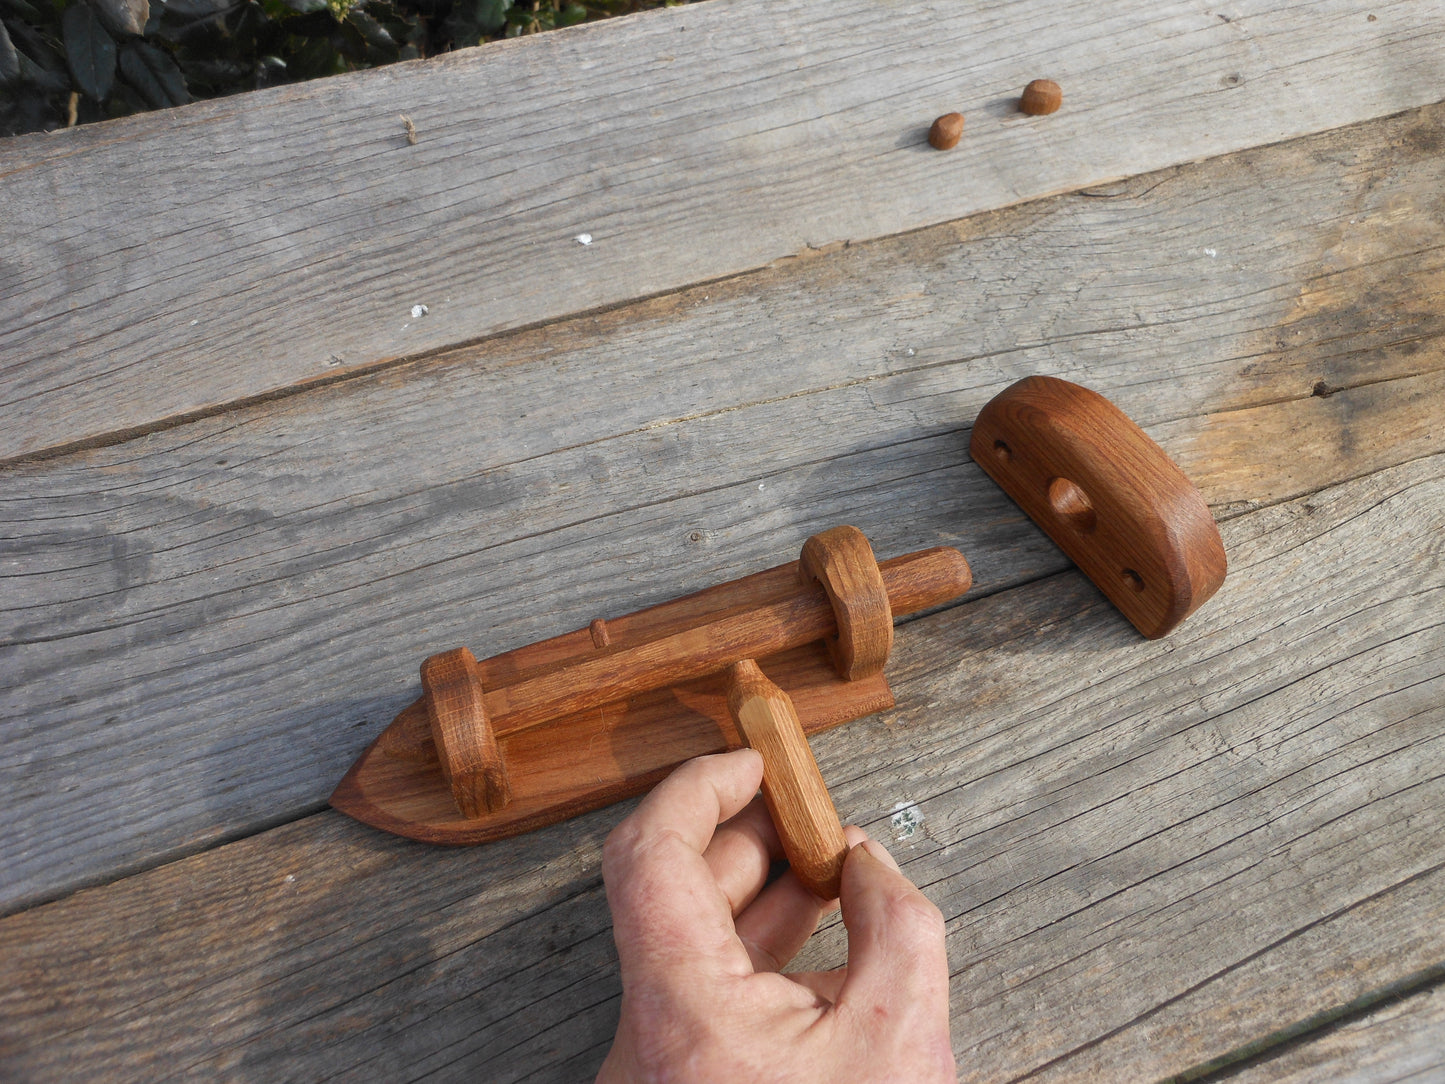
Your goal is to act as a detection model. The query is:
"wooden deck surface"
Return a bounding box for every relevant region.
[2,0,1443,1080]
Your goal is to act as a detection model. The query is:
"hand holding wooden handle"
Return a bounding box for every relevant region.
[726,659,849,899]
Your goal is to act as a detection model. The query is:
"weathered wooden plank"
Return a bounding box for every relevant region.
[1,453,1439,1082]
[3,0,1443,460]
[3,103,1445,913]
[1222,981,1445,1084]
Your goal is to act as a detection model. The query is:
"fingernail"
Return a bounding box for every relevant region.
[859,839,902,874]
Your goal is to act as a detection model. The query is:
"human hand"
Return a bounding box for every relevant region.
[597,748,954,1083]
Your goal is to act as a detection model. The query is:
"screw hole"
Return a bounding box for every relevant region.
[993,439,1012,462]
[1121,569,1145,592]
[1047,477,1096,533]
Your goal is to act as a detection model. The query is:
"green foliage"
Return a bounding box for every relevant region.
[0,0,684,136]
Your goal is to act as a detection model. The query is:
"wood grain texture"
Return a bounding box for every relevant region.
[727,658,849,900]
[1224,982,1445,1084]
[331,545,968,844]
[2,0,1443,459]
[0,454,1439,1082]
[3,103,1445,912]
[419,647,511,817]
[799,524,893,680]
[971,375,1227,638]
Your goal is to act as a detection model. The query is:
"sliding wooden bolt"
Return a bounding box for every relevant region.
[727,659,849,899]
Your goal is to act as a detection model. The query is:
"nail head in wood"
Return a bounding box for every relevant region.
[970,376,1226,638]
[420,646,512,817]
[800,525,894,680]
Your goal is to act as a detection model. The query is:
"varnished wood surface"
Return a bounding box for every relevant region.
[1,0,1442,460]
[727,658,850,900]
[971,375,1226,638]
[331,546,968,845]
[4,103,1444,916]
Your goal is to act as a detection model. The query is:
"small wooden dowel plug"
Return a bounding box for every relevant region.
[421,647,512,817]
[727,659,849,900]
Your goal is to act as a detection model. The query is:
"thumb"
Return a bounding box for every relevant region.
[836,840,950,1018]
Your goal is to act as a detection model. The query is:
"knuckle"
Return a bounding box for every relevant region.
[601,818,644,876]
[890,891,945,941]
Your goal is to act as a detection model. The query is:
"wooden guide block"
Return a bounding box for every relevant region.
[800,525,893,680]
[970,376,1226,638]
[419,647,511,817]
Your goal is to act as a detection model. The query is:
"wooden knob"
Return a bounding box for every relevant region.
[726,659,849,899]
[420,647,512,817]
[970,376,1226,638]
[799,525,893,680]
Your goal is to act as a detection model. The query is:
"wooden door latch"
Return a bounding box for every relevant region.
[333,526,972,898]
[331,376,1224,898]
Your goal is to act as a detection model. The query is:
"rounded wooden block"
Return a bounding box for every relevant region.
[726,660,849,900]
[799,525,894,680]
[969,376,1227,638]
[420,646,512,817]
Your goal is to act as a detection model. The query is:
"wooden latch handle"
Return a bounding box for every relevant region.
[970,376,1226,638]
[420,647,512,817]
[726,659,849,900]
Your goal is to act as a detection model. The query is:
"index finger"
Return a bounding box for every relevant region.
[601,749,765,986]
[625,747,765,855]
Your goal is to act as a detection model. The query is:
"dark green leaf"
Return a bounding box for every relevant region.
[118,39,186,105]
[472,0,508,33]
[63,2,115,99]
[346,7,390,48]
[16,46,72,90]
[557,3,585,26]
[92,0,148,36]
[277,0,325,14]
[162,0,232,17]
[0,19,22,84]
[0,0,44,25]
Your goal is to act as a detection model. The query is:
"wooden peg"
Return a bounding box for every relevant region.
[800,525,893,680]
[420,647,512,817]
[727,659,849,899]
[970,376,1226,638]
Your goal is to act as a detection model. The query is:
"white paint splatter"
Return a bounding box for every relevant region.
[757,482,765,490]
[410,304,429,319]
[1204,248,1218,258]
[574,233,593,245]
[891,801,924,841]
[905,348,915,357]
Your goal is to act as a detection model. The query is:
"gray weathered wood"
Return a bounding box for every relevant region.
[2,0,1443,460]
[0,453,1439,1081]
[3,103,1445,913]
[1224,982,1445,1084]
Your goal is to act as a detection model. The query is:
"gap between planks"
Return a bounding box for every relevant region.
[1176,960,1445,1083]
